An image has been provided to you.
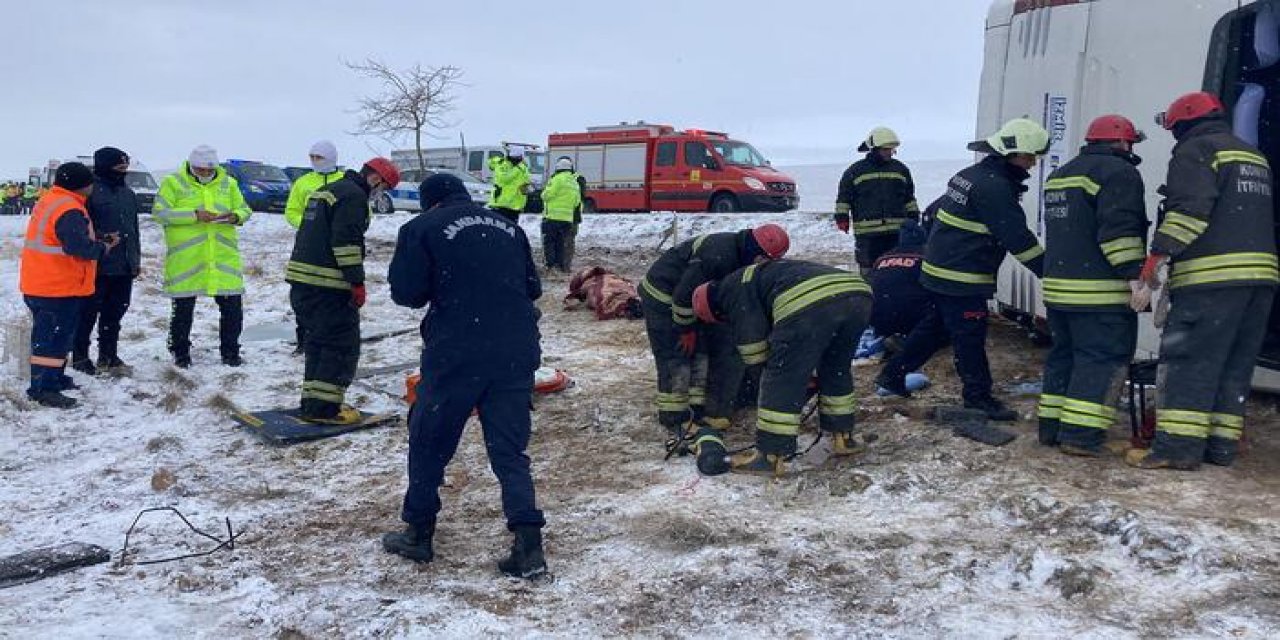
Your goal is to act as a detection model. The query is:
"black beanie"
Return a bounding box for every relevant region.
[55,162,94,191]
[419,173,467,210]
[93,146,129,174]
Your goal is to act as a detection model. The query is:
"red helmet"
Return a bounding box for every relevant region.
[1160,92,1224,131]
[752,223,790,259]
[693,283,719,324]
[1085,115,1145,143]
[363,157,401,188]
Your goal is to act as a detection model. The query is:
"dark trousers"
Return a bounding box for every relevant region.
[492,207,521,224]
[565,224,578,272]
[641,291,694,429]
[756,295,871,455]
[73,274,134,363]
[401,365,545,530]
[1153,286,1275,465]
[541,219,574,271]
[701,322,746,422]
[169,295,243,359]
[882,293,992,404]
[290,285,360,418]
[1038,309,1136,450]
[25,296,82,395]
[854,233,897,270]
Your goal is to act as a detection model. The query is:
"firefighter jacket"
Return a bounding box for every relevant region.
[285,169,345,229]
[1042,144,1149,311]
[286,170,371,291]
[19,187,104,298]
[154,163,252,298]
[714,259,871,366]
[869,241,930,334]
[541,169,582,223]
[921,155,1045,297]
[489,156,531,212]
[1152,119,1278,290]
[642,229,758,326]
[834,152,920,236]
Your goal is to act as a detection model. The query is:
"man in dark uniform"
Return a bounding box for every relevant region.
[693,259,873,477]
[876,119,1049,421]
[1128,92,1278,471]
[639,225,790,451]
[71,147,142,375]
[834,127,920,272]
[867,220,931,345]
[285,157,400,424]
[1036,115,1151,456]
[382,173,548,579]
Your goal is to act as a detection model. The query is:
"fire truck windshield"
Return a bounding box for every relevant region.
[711,141,769,167]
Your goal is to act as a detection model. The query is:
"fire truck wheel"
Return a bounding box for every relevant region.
[709,193,739,213]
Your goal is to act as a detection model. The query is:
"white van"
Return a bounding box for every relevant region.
[979,0,1280,388]
[44,156,160,212]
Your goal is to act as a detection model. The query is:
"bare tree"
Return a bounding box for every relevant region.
[345,59,464,171]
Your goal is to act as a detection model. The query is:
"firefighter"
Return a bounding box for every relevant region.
[1036,115,1151,456]
[1127,92,1278,471]
[639,225,791,452]
[283,140,345,355]
[867,219,931,345]
[72,147,143,376]
[540,156,581,273]
[154,145,253,368]
[488,146,531,223]
[286,157,399,424]
[18,162,119,408]
[382,173,547,578]
[692,259,873,477]
[876,119,1049,421]
[834,127,920,273]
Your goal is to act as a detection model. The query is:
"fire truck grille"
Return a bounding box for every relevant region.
[767,182,795,193]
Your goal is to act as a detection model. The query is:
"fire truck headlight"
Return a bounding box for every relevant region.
[743,177,766,191]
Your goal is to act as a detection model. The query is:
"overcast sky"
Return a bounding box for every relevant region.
[0,0,994,179]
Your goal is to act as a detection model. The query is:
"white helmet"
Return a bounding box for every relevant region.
[970,118,1051,156]
[555,157,574,171]
[859,126,901,152]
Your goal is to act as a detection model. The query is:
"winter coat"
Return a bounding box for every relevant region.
[286,170,371,291]
[542,170,582,223]
[285,169,345,229]
[641,229,760,326]
[488,156,531,212]
[834,152,920,236]
[86,172,142,276]
[154,163,252,298]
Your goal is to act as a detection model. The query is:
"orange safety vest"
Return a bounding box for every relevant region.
[19,187,98,298]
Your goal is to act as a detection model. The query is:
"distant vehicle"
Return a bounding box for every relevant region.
[220,159,291,212]
[547,122,798,213]
[283,166,311,183]
[43,156,160,212]
[377,167,491,214]
[391,144,548,188]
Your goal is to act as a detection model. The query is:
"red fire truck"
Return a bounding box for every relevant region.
[547,122,798,213]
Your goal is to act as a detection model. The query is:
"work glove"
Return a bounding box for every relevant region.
[351,283,367,308]
[677,329,697,358]
[1139,254,1168,289]
[1128,280,1152,313]
[835,217,850,234]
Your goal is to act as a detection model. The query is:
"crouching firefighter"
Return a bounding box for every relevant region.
[286,157,400,424]
[1127,92,1278,471]
[692,260,873,477]
[1037,115,1152,456]
[638,225,791,455]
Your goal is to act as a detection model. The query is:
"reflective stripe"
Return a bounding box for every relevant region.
[1044,176,1101,196]
[773,274,869,323]
[1038,394,1065,420]
[1169,252,1280,288]
[22,241,66,255]
[165,264,205,288]
[216,264,242,277]
[905,200,920,213]
[936,209,990,235]
[852,171,907,186]
[335,255,363,267]
[688,387,706,406]
[672,305,695,326]
[741,264,759,283]
[26,196,76,255]
[286,261,350,290]
[1210,413,1245,440]
[737,341,770,365]
[1101,236,1145,266]
[166,235,207,256]
[694,431,724,449]
[691,235,708,253]
[216,234,238,251]
[640,277,672,305]
[922,260,995,285]
[757,408,802,436]
[1060,397,1116,430]
[332,246,361,256]
[1157,211,1208,246]
[1043,278,1131,306]
[655,392,688,412]
[154,208,198,223]
[835,203,851,214]
[818,393,857,416]
[302,380,346,403]
[30,355,65,367]
[1013,245,1045,263]
[852,218,906,234]
[1156,408,1211,439]
[1212,150,1270,171]
[309,191,338,206]
[287,261,345,279]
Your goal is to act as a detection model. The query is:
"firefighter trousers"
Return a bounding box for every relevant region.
[756,294,871,455]
[168,295,242,360]
[1038,309,1136,450]
[24,296,82,395]
[641,290,699,430]
[1152,286,1275,466]
[882,293,992,404]
[700,322,746,425]
[290,284,361,419]
[854,233,897,271]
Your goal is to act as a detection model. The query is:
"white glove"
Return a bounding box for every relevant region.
[1128,281,1152,313]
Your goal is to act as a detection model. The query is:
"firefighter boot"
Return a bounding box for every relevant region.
[498,526,547,579]
[382,522,435,563]
[965,395,1019,422]
[1038,417,1060,447]
[831,431,866,457]
[729,450,787,478]
[1124,433,1203,471]
[1204,436,1239,467]
[693,426,729,476]
[304,404,363,426]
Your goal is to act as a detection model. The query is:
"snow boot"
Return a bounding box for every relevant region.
[173,352,192,369]
[1204,436,1239,467]
[57,376,80,392]
[1124,447,1200,471]
[952,420,1016,447]
[874,370,912,399]
[97,356,132,376]
[965,395,1019,422]
[27,390,77,409]
[382,523,435,563]
[498,526,547,579]
[302,404,362,426]
[729,450,787,478]
[1059,443,1103,458]
[830,431,866,457]
[70,356,97,376]
[693,426,729,476]
[221,353,243,367]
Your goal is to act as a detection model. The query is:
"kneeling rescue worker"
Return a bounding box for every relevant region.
[639,225,791,453]
[876,119,1049,421]
[1128,92,1278,471]
[1037,115,1151,456]
[693,259,872,477]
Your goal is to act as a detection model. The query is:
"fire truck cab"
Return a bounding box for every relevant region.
[547,122,798,213]
[980,0,1280,388]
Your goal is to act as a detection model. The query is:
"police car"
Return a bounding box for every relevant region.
[375,167,491,213]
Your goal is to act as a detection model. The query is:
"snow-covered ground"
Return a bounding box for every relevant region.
[2,169,1280,638]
